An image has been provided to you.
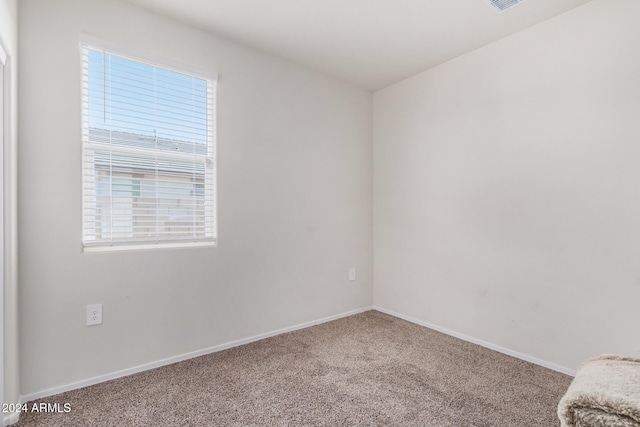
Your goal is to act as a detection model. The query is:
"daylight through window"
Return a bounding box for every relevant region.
[81,45,216,249]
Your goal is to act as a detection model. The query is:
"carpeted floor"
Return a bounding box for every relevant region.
[14,310,572,426]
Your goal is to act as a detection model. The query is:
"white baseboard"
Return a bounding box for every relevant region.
[3,412,20,427]
[373,306,576,377]
[18,306,374,406]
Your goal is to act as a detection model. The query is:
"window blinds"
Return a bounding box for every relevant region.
[81,45,216,249]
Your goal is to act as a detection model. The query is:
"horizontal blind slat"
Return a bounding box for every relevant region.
[86,58,210,94]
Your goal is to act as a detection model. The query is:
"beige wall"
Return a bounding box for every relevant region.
[18,0,372,396]
[1,0,19,418]
[374,0,640,371]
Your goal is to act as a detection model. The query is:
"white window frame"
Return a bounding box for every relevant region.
[0,39,6,419]
[80,36,217,251]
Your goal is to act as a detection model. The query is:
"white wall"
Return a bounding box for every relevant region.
[374,0,640,372]
[0,0,19,418]
[18,0,372,396]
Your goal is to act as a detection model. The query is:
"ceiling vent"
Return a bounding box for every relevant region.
[486,0,527,13]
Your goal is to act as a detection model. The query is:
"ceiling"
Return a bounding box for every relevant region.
[124,0,592,92]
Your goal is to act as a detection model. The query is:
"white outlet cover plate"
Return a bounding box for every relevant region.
[86,304,103,326]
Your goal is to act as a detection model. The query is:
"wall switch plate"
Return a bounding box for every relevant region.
[87,304,103,326]
[349,268,356,281]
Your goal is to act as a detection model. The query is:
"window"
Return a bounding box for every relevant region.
[81,44,216,250]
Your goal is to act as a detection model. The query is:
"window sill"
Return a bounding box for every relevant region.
[83,240,216,253]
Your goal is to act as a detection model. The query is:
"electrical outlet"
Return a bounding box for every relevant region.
[86,304,103,326]
[349,268,356,281]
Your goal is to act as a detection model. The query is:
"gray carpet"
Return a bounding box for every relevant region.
[14,310,571,426]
